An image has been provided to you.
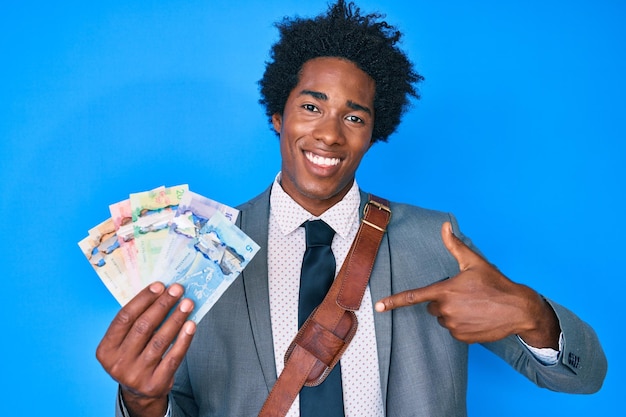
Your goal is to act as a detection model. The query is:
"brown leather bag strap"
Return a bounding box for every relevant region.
[258,195,391,417]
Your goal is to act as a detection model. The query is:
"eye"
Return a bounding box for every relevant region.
[346,115,364,124]
[302,103,319,113]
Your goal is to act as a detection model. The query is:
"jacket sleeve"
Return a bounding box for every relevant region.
[481,298,607,394]
[446,210,608,394]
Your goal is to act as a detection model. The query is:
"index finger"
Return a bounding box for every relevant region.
[375,278,448,312]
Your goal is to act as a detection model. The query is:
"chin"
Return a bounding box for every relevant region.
[298,181,349,202]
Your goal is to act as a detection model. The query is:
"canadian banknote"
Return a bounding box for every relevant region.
[151,190,240,282]
[78,218,135,305]
[109,198,142,293]
[79,186,258,324]
[130,184,188,287]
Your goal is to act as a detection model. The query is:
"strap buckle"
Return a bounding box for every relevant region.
[362,199,391,232]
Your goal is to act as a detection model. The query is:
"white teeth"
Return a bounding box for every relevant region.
[305,151,340,167]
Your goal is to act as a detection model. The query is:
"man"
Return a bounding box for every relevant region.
[96,1,607,416]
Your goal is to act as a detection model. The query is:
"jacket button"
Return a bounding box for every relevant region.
[568,352,580,368]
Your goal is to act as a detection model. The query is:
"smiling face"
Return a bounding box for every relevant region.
[272,57,376,216]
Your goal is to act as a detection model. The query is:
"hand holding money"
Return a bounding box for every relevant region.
[85,186,259,415]
[96,282,196,417]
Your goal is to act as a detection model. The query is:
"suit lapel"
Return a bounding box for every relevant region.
[359,191,392,410]
[238,188,278,391]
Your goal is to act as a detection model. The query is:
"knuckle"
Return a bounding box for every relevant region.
[157,298,171,310]
[114,309,134,326]
[108,358,134,383]
[445,319,459,331]
[141,381,162,398]
[439,304,453,317]
[95,344,108,365]
[95,335,118,367]
[108,362,124,380]
[163,354,183,373]
[150,334,170,353]
[133,318,154,336]
[405,291,416,304]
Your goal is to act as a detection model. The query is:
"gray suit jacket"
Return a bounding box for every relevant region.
[120,187,607,416]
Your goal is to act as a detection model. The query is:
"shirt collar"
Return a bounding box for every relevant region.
[269,172,361,240]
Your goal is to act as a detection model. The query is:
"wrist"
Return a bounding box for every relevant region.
[516,289,560,349]
[120,387,169,417]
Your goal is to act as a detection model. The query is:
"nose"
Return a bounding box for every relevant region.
[312,115,345,146]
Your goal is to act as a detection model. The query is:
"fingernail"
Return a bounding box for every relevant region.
[149,282,164,294]
[180,299,193,313]
[374,302,385,312]
[184,322,196,335]
[168,285,183,297]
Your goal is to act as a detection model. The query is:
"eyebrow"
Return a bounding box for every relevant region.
[298,89,372,115]
[347,100,372,115]
[300,89,327,101]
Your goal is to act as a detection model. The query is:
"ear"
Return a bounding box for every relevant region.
[271,113,282,134]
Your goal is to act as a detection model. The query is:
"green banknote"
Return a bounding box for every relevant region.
[130,184,188,287]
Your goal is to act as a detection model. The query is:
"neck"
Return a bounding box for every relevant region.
[280,179,355,217]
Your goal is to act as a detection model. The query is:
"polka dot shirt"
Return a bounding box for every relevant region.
[268,174,384,417]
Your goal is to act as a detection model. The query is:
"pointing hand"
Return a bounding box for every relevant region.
[375,222,559,347]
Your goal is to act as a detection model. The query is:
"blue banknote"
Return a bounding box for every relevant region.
[160,210,260,323]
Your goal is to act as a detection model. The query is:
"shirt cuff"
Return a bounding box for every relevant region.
[518,332,563,366]
[118,389,172,417]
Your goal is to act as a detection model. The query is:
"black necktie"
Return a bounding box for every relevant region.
[298,220,344,416]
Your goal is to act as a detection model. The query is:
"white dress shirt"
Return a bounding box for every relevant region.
[268,175,384,417]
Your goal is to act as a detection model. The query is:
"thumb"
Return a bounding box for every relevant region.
[441,221,481,270]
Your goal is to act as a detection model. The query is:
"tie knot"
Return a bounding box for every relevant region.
[304,220,335,248]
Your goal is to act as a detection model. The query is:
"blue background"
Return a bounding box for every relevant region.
[1,0,623,415]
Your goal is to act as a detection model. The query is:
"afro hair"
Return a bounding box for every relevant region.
[259,0,423,143]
